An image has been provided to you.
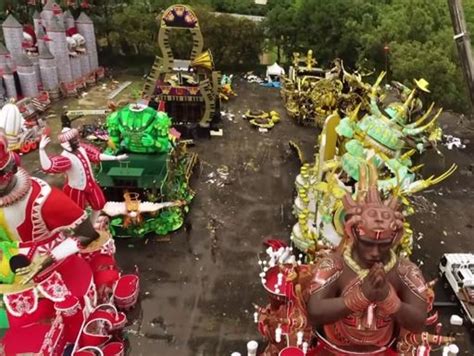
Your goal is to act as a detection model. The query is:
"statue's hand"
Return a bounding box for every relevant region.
[39,135,50,150]
[175,199,187,207]
[361,263,390,302]
[16,254,54,285]
[115,154,129,161]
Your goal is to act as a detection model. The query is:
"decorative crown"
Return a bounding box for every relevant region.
[342,163,404,243]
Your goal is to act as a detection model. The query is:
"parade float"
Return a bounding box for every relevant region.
[289,72,456,258]
[281,54,381,127]
[95,102,197,238]
[0,100,46,154]
[0,131,139,355]
[142,4,221,138]
[250,164,458,355]
[244,73,460,355]
[280,50,326,125]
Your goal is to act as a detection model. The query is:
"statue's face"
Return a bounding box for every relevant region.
[354,236,392,268]
[359,205,397,240]
[352,205,398,268]
[69,137,80,151]
[0,158,16,192]
[61,137,79,152]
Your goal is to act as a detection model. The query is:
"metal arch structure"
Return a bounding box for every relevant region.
[143,4,220,132]
[158,4,203,72]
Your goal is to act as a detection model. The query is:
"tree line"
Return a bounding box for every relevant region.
[265,0,474,112]
[1,0,474,112]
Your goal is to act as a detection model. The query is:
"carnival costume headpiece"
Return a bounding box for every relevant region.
[58,127,79,144]
[414,78,430,93]
[343,163,404,245]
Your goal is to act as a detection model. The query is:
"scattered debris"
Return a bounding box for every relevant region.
[221,111,236,122]
[411,195,437,214]
[261,80,281,89]
[443,134,466,150]
[205,165,230,188]
[460,164,474,177]
[210,129,224,137]
[243,110,281,130]
[243,72,264,84]
[450,314,463,326]
[217,165,229,181]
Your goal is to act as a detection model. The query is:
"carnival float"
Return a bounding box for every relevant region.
[0,1,106,156]
[288,70,455,258]
[252,166,457,355]
[0,100,46,154]
[142,4,221,139]
[1,2,103,103]
[93,101,197,238]
[280,50,327,126]
[246,63,461,354]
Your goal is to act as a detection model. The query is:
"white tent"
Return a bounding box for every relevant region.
[266,63,285,82]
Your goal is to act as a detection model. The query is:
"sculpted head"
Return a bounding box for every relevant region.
[343,163,404,267]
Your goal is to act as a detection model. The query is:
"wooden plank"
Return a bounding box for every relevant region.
[67,109,110,117]
[107,81,133,100]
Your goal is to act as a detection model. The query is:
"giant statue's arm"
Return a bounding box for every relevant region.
[307,255,349,327]
[391,260,428,333]
[81,142,123,163]
[39,147,72,173]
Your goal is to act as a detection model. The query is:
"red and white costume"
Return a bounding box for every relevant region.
[2,170,87,260]
[0,168,98,354]
[42,142,106,210]
[0,132,137,355]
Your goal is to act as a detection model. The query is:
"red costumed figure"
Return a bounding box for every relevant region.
[0,131,138,355]
[39,127,127,225]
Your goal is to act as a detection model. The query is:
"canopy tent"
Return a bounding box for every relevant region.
[266,63,285,82]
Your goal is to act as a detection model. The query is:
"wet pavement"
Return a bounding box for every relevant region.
[21,77,474,355]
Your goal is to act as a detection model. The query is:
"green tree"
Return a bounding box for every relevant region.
[197,9,265,68]
[109,2,156,55]
[264,0,298,62]
[263,0,470,111]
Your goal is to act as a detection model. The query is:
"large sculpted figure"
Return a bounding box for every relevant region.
[0,130,97,352]
[0,130,137,354]
[39,127,127,224]
[106,102,172,154]
[256,165,454,355]
[308,165,428,354]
